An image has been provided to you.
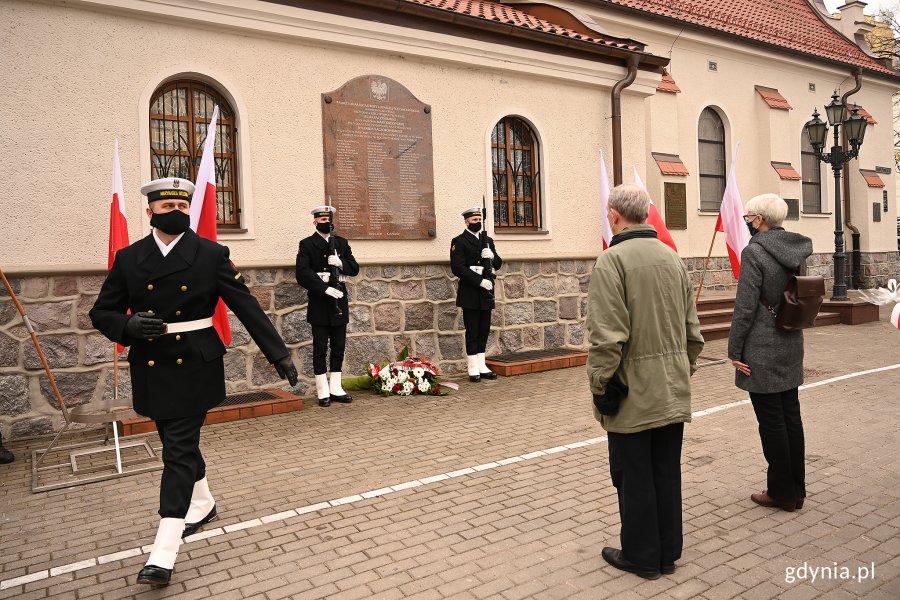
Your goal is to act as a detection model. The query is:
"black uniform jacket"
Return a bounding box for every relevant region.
[89,230,289,420]
[295,232,360,326]
[450,230,502,311]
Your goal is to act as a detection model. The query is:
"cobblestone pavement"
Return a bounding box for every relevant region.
[1,308,899,599]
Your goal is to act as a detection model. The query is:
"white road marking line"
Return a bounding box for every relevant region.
[4,362,897,590]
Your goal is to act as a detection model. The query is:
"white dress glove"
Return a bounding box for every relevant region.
[324,287,344,299]
[479,279,493,291]
[327,254,342,269]
[480,248,494,260]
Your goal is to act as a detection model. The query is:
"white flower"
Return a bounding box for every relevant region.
[397,371,409,382]
[418,380,430,393]
[412,367,425,379]
[399,381,414,395]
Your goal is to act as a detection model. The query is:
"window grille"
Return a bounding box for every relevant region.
[491,117,542,229]
[698,108,726,211]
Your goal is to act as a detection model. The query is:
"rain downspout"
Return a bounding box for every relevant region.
[840,69,863,288]
[611,54,640,185]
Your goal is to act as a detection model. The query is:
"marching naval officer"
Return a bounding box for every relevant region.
[295,205,360,406]
[89,177,297,586]
[450,207,502,381]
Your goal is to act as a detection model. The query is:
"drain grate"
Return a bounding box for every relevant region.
[488,348,586,363]
[218,390,281,407]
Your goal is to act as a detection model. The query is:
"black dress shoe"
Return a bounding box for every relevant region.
[479,371,498,380]
[601,547,661,580]
[318,397,331,407]
[330,393,353,404]
[137,565,172,586]
[469,374,481,382]
[661,563,676,575]
[183,505,218,538]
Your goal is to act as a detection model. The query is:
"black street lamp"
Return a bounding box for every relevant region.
[804,91,868,300]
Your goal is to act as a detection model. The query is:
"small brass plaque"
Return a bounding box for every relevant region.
[664,183,687,230]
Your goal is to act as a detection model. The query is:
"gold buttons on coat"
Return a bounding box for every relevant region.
[180,285,188,292]
[175,335,182,341]
[147,360,155,367]
[175,310,181,317]
[147,284,154,290]
[176,358,183,365]
[234,272,241,279]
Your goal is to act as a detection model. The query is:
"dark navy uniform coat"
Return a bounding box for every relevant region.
[90,229,289,420]
[450,230,502,311]
[295,232,360,326]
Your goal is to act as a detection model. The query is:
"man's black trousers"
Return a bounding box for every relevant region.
[311,324,347,375]
[607,422,684,570]
[155,413,207,519]
[462,309,491,355]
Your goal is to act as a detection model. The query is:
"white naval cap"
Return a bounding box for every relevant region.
[140,177,195,203]
[311,205,336,218]
[462,207,482,218]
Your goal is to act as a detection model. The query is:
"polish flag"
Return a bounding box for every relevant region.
[599,151,613,249]
[632,167,677,252]
[190,106,232,346]
[108,139,130,353]
[716,144,750,279]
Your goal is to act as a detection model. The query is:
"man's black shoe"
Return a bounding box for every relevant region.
[479,371,498,380]
[601,547,661,580]
[469,375,481,382]
[137,565,172,586]
[318,397,331,407]
[661,563,676,575]
[330,393,353,404]
[0,446,13,464]
[183,505,217,538]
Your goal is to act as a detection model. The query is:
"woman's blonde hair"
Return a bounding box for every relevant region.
[745,193,788,227]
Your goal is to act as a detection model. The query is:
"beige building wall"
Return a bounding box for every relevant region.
[0,0,662,273]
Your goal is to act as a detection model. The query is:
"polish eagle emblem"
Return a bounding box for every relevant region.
[371,79,388,101]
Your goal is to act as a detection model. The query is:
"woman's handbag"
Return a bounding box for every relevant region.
[765,262,825,330]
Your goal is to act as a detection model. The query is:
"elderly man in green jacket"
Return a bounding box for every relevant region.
[586,183,704,580]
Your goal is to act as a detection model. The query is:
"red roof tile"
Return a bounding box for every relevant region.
[755,86,792,110]
[599,0,897,77]
[859,169,885,187]
[855,106,877,125]
[771,161,801,180]
[657,69,681,93]
[399,0,644,51]
[652,152,689,175]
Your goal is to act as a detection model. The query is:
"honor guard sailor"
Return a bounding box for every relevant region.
[295,205,360,406]
[450,207,502,381]
[89,177,298,587]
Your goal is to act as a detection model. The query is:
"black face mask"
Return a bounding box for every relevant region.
[316,222,333,234]
[150,209,190,235]
[467,222,482,233]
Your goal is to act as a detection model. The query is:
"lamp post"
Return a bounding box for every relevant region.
[804,91,868,300]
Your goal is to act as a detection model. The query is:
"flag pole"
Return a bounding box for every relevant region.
[695,228,718,304]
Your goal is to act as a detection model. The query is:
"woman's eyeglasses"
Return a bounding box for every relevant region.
[743,214,759,224]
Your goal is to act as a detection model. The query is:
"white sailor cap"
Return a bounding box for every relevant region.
[311,205,336,218]
[140,177,195,203]
[462,207,482,219]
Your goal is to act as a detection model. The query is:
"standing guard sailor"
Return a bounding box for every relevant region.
[90,177,298,586]
[295,205,360,406]
[450,207,502,381]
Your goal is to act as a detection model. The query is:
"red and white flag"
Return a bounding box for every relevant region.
[599,151,613,249]
[632,167,677,252]
[715,144,750,278]
[108,139,130,353]
[190,106,232,346]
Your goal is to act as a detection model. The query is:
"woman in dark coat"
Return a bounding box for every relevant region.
[728,193,813,512]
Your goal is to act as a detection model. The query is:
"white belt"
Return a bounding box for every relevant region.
[469,266,484,275]
[164,317,213,334]
[318,272,348,283]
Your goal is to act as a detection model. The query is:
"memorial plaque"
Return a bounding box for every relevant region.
[664,183,687,230]
[322,76,436,239]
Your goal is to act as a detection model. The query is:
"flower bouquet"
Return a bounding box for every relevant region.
[342,347,455,396]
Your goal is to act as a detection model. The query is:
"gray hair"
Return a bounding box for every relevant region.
[745,193,788,227]
[609,183,650,223]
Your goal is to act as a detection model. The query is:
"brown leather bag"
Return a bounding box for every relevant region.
[766,262,825,330]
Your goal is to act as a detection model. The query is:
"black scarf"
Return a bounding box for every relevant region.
[609,228,658,247]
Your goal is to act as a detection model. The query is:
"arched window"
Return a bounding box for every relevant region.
[149,80,240,228]
[800,130,823,213]
[491,117,542,229]
[698,108,726,211]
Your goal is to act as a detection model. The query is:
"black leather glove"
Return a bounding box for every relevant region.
[125,311,165,340]
[274,357,298,387]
